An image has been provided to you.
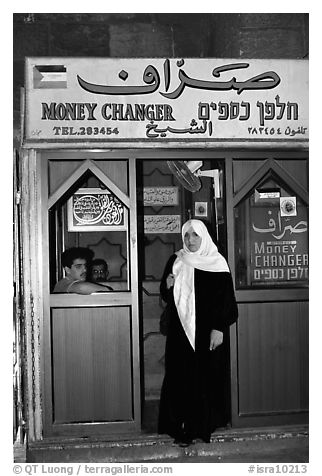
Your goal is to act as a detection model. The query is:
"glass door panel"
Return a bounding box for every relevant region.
[234,174,309,289]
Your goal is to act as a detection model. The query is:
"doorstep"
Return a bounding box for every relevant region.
[25,425,309,463]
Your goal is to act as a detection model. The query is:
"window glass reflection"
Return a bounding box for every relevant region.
[234,178,308,289]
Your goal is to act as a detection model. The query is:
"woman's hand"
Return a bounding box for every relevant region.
[166,273,175,289]
[209,329,223,351]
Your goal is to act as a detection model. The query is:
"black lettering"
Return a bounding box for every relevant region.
[56,104,67,120]
[112,103,124,120]
[146,105,155,120]
[65,103,76,120]
[133,104,144,120]
[42,103,57,120]
[163,104,175,121]
[85,103,97,120]
[124,104,135,120]
[154,104,164,121]
[101,103,111,120]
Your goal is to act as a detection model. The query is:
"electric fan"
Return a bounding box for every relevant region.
[167,161,220,196]
[167,160,221,238]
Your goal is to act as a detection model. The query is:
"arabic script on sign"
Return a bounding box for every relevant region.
[77,60,281,99]
[252,210,307,240]
[143,187,178,206]
[73,194,124,226]
[144,215,181,234]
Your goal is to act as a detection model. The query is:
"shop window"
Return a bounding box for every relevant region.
[234,175,308,289]
[49,171,129,292]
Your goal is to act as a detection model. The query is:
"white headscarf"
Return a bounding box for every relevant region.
[173,219,230,350]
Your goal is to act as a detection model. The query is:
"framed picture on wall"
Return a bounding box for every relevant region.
[67,188,127,231]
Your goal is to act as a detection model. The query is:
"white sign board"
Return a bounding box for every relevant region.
[143,187,179,206]
[144,215,181,233]
[24,58,308,144]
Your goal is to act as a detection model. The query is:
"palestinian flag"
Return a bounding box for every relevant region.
[33,65,67,89]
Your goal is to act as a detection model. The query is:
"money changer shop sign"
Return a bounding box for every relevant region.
[24,58,308,143]
[250,200,308,285]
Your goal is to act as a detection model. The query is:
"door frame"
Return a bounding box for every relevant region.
[37,149,141,437]
[225,149,309,427]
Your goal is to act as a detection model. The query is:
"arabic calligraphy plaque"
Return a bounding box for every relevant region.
[143,187,178,206]
[67,188,127,231]
[144,215,181,234]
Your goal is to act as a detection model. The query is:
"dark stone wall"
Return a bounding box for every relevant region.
[13,13,308,145]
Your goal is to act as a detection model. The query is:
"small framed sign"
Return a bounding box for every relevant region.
[67,188,127,231]
[280,197,297,217]
[143,187,179,206]
[194,201,208,217]
[144,215,181,233]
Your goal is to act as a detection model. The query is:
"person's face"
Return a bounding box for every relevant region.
[91,264,108,282]
[65,258,87,281]
[184,226,202,252]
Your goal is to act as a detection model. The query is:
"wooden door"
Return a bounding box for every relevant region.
[226,151,309,427]
[40,150,140,437]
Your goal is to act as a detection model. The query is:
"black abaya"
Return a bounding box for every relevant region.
[158,254,238,442]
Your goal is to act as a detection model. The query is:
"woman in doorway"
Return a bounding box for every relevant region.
[158,219,238,446]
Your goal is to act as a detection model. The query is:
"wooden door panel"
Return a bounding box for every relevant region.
[52,307,133,423]
[232,160,265,194]
[48,158,129,197]
[41,154,140,437]
[237,301,309,416]
[228,153,309,427]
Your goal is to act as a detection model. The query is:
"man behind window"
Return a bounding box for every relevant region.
[53,247,112,294]
[90,258,113,290]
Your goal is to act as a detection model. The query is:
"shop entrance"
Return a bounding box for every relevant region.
[19,56,308,443]
[136,157,231,432]
[22,147,308,440]
[37,149,231,438]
